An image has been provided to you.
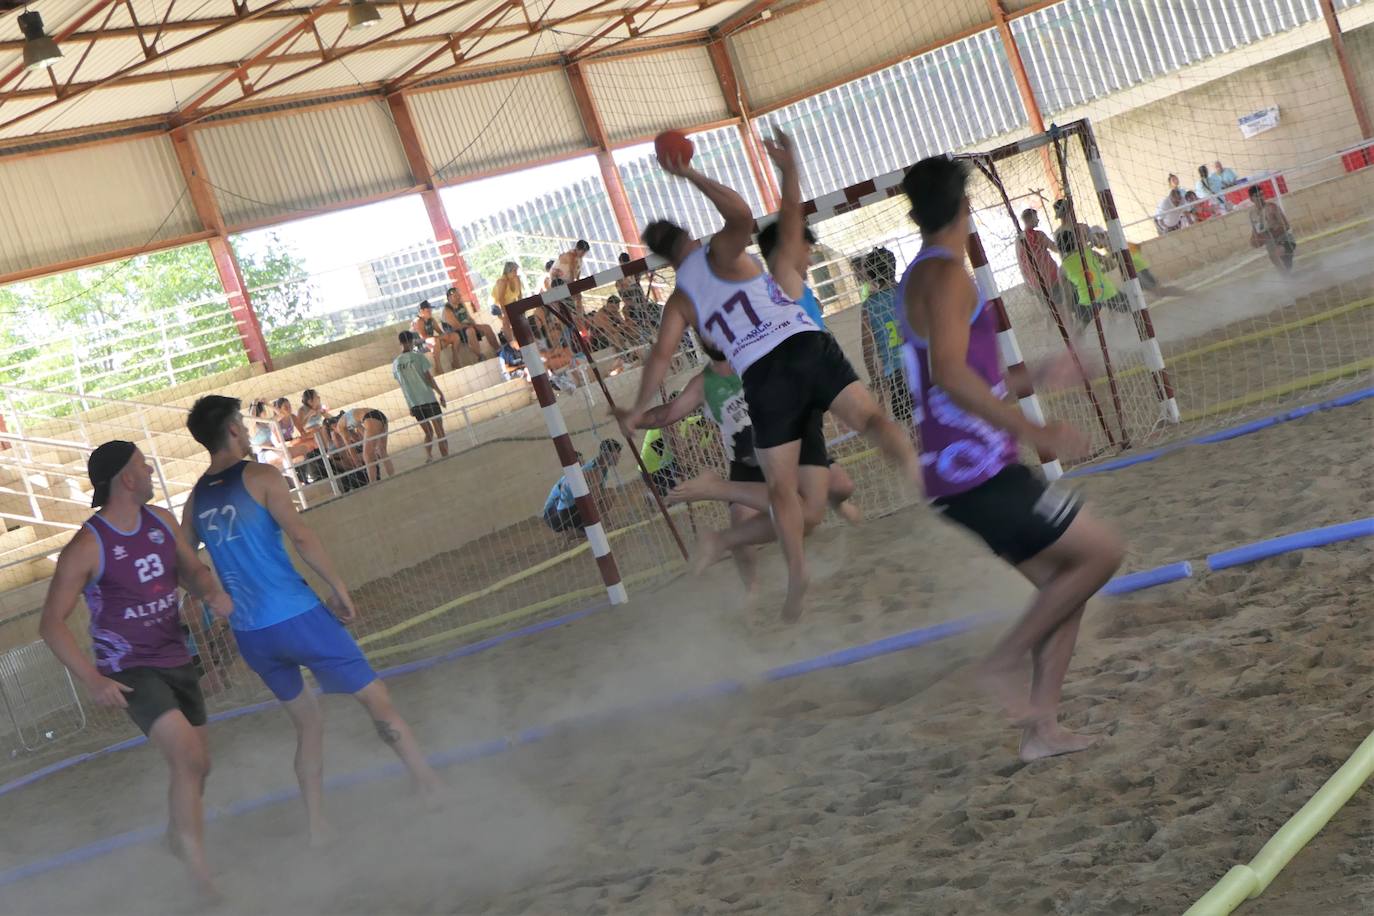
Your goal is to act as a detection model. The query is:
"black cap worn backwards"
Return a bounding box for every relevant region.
[87,440,136,508]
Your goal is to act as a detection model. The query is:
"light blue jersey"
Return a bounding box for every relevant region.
[191,461,320,632]
[862,287,901,378]
[799,286,825,330]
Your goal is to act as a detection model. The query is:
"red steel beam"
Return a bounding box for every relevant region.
[706,36,779,211]
[986,0,1060,197]
[566,61,641,252]
[383,0,519,91]
[711,0,786,37]
[1319,0,1372,140]
[0,0,301,135]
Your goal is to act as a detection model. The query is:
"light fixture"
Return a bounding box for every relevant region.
[346,0,381,30]
[18,11,62,71]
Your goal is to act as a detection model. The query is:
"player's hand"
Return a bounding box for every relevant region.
[328,589,358,625]
[613,406,643,430]
[762,129,797,171]
[85,674,134,708]
[1032,350,1086,392]
[661,151,693,179]
[1028,421,1091,460]
[204,588,234,622]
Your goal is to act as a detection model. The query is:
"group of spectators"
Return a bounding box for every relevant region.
[1154,160,1245,232]
[246,388,394,495]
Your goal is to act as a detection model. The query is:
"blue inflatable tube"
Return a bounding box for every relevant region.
[1102,562,1193,596]
[1206,518,1374,571]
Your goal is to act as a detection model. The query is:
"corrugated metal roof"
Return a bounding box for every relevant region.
[249,46,437,99]
[195,99,414,228]
[0,134,199,276]
[584,45,728,143]
[410,68,588,184]
[732,0,990,109]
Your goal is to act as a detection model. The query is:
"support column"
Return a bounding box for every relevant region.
[170,129,272,369]
[707,37,781,213]
[987,0,1061,199]
[1319,0,1373,140]
[566,63,643,254]
[387,92,477,303]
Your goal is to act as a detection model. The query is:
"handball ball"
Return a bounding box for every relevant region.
[655,130,694,168]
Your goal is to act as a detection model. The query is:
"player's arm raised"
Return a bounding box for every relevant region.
[762,130,807,300]
[618,290,692,428]
[249,463,357,624]
[921,259,1085,458]
[150,503,233,621]
[38,532,133,708]
[662,156,754,270]
[638,373,706,430]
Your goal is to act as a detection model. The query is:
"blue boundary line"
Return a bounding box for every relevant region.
[1065,385,1374,479]
[1,385,1369,803]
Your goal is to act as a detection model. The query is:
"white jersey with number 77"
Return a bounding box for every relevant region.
[674,246,822,376]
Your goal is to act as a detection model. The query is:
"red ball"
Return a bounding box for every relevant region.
[654,130,694,168]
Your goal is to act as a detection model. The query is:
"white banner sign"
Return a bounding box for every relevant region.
[1238,106,1281,139]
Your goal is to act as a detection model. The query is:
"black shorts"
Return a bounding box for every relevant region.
[742,332,859,452]
[409,401,442,422]
[648,464,679,496]
[544,504,583,533]
[728,460,765,483]
[108,663,207,736]
[1137,268,1158,290]
[933,464,1081,565]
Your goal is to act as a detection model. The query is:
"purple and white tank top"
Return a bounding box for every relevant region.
[896,245,1018,500]
[82,507,189,673]
[674,245,822,376]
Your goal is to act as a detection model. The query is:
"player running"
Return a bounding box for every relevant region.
[40,440,232,900]
[638,348,861,593]
[898,156,1124,762]
[619,130,920,621]
[184,396,443,845]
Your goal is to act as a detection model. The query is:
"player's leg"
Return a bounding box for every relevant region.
[727,503,760,594]
[826,461,863,524]
[361,417,387,482]
[352,679,443,796]
[431,415,449,457]
[827,380,920,485]
[755,443,832,622]
[148,710,215,892]
[975,492,1123,730]
[670,474,769,511]
[418,416,435,460]
[281,686,331,845]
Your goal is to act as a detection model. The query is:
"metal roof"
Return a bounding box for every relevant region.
[0,0,763,143]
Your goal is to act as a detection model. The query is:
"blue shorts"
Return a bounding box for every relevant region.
[233,604,377,702]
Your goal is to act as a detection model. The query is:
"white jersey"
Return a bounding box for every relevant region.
[675,245,821,376]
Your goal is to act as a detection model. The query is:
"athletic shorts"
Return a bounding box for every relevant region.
[233,604,377,702]
[933,463,1081,565]
[409,401,442,423]
[108,663,207,735]
[544,504,582,533]
[728,460,765,484]
[1136,268,1158,290]
[648,464,679,497]
[742,332,859,452]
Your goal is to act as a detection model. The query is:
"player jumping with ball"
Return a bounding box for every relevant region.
[619,131,921,621]
[898,156,1124,761]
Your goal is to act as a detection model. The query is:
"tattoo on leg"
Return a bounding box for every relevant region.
[374,719,401,745]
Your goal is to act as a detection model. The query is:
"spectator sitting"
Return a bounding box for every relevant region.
[490,260,522,342]
[393,330,449,463]
[498,339,527,381]
[1196,164,1231,211]
[1167,172,1182,193]
[443,287,500,362]
[297,388,330,431]
[1248,184,1296,273]
[329,407,394,484]
[588,294,638,353]
[248,399,286,470]
[412,300,462,373]
[615,252,657,327]
[268,397,316,467]
[858,246,914,424]
[1213,160,1241,187]
[542,439,622,538]
[541,258,561,291]
[1016,206,1061,308]
[1185,190,1218,222]
[1155,188,1194,234]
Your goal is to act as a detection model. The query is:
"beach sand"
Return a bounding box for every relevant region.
[1,396,1370,915]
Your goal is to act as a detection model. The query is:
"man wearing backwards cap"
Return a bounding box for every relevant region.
[40,440,233,901]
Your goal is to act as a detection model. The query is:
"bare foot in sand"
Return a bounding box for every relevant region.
[667,472,722,505]
[689,531,725,576]
[1019,721,1098,762]
[835,499,863,525]
[780,569,811,623]
[973,659,1040,724]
